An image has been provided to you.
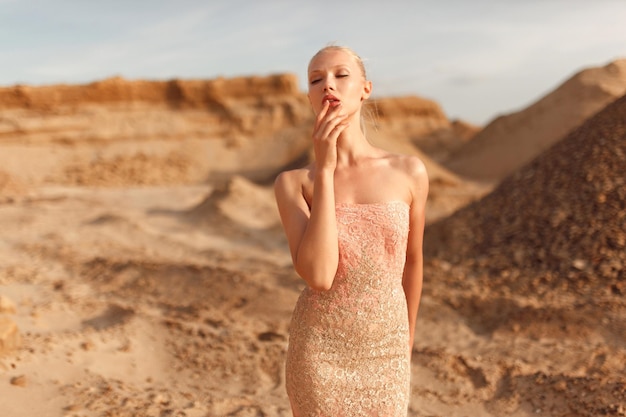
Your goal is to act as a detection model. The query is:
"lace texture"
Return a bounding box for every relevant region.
[286,201,411,417]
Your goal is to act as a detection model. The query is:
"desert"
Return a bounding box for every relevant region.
[0,59,625,417]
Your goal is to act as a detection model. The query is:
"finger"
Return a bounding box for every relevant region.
[320,120,350,145]
[318,113,349,140]
[331,120,350,137]
[315,100,331,126]
[318,101,346,124]
[319,102,346,125]
[312,103,333,139]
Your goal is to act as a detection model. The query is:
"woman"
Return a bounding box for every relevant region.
[274,45,428,417]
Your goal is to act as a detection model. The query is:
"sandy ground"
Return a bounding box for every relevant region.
[1,177,623,417]
[1,69,625,416]
[0,177,483,417]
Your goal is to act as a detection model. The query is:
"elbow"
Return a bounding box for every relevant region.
[294,253,337,291]
[295,265,336,292]
[308,278,334,291]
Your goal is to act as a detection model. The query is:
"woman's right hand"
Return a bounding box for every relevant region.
[311,100,350,171]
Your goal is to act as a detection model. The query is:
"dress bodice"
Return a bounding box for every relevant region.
[335,200,410,289]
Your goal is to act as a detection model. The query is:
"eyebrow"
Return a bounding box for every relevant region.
[308,65,351,75]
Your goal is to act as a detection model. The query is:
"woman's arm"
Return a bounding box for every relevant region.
[274,101,350,291]
[402,157,429,352]
[274,168,338,290]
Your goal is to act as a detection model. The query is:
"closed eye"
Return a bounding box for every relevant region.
[310,79,321,85]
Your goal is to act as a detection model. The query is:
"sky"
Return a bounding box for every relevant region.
[1,0,625,124]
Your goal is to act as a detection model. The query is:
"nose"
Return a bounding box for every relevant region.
[322,77,334,92]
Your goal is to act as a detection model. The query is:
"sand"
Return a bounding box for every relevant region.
[445,59,626,183]
[1,67,624,416]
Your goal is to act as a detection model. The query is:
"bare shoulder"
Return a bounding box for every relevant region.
[274,164,314,208]
[385,153,429,204]
[396,154,427,176]
[385,153,428,183]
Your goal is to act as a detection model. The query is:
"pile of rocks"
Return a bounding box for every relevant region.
[426,93,626,297]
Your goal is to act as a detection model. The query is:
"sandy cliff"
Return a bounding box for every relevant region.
[0,75,469,189]
[0,74,313,186]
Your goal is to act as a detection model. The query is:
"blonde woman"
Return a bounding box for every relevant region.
[274,45,428,416]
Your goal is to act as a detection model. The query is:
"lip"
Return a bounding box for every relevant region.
[322,94,340,105]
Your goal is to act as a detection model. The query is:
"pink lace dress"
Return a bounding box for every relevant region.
[285,201,411,416]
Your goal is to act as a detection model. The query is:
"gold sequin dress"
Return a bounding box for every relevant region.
[286,201,411,416]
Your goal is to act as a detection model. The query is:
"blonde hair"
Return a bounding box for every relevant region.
[308,45,367,80]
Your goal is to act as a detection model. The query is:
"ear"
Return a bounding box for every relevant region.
[361,80,372,101]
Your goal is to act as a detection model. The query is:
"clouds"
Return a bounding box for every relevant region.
[1,0,625,123]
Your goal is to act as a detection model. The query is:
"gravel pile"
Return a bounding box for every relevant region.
[426,93,626,297]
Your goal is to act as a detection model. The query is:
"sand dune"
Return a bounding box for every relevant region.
[369,96,480,162]
[445,59,626,182]
[186,175,281,231]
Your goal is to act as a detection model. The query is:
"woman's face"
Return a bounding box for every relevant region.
[307,49,371,117]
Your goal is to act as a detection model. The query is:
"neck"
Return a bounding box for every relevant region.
[334,122,375,167]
